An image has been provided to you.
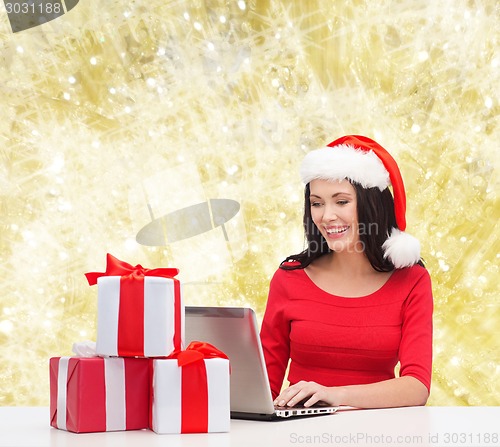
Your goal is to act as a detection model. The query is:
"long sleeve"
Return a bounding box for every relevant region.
[260,269,291,399]
[259,264,433,398]
[398,268,433,391]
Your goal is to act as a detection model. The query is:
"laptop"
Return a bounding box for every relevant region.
[185,306,338,421]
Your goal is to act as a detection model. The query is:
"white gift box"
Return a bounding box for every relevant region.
[86,253,185,358]
[96,275,185,357]
[151,357,230,434]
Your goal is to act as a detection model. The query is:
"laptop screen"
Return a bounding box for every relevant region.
[184,306,275,414]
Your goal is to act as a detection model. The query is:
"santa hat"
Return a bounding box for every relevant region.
[300,135,420,268]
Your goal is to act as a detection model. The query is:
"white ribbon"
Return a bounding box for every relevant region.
[56,342,126,431]
[72,340,97,357]
[56,357,69,431]
[104,358,126,431]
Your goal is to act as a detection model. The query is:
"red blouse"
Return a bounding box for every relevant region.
[260,264,433,399]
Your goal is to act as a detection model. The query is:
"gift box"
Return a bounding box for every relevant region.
[50,343,150,433]
[150,342,230,434]
[85,253,184,357]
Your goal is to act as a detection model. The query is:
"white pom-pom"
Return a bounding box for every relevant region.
[382,228,421,269]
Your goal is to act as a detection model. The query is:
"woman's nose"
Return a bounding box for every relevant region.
[322,205,338,222]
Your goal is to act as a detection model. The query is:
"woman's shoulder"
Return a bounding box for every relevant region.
[395,263,431,281]
[279,260,302,269]
[267,262,308,301]
[391,264,432,294]
[272,261,306,282]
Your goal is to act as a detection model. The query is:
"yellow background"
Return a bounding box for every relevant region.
[0,0,498,406]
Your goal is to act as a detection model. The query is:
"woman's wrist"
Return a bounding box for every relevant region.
[327,385,347,406]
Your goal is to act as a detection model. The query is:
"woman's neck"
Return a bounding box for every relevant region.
[323,250,376,277]
[306,251,393,298]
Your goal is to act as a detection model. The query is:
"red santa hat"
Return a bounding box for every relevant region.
[300,135,420,268]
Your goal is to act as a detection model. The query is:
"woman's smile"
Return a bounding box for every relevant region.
[324,225,350,238]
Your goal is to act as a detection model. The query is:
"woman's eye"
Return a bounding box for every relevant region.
[311,202,323,207]
[337,200,349,205]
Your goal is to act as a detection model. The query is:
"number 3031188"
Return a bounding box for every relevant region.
[442,432,498,444]
[4,2,62,14]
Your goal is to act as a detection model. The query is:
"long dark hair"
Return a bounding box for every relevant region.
[281,181,402,272]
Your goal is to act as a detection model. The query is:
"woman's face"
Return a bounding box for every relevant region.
[309,179,361,254]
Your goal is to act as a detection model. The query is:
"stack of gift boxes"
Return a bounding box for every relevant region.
[49,254,230,434]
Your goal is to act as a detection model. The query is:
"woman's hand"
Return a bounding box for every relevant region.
[274,377,429,409]
[273,381,341,408]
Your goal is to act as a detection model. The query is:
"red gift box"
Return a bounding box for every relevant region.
[50,356,149,433]
[150,341,230,434]
[85,253,184,357]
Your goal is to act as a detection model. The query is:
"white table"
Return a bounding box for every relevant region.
[0,406,498,447]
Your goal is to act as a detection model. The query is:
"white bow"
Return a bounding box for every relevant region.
[72,340,97,357]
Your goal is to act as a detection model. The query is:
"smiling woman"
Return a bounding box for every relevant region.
[260,135,433,409]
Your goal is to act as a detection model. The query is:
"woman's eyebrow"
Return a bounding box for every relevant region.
[309,192,353,198]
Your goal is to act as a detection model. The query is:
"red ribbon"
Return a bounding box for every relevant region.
[168,342,229,433]
[85,253,181,357]
[85,253,179,285]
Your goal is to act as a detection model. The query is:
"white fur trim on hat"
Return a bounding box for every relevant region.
[382,228,421,269]
[300,144,390,190]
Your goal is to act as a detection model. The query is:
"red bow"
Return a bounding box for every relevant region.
[168,341,229,366]
[85,253,179,285]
